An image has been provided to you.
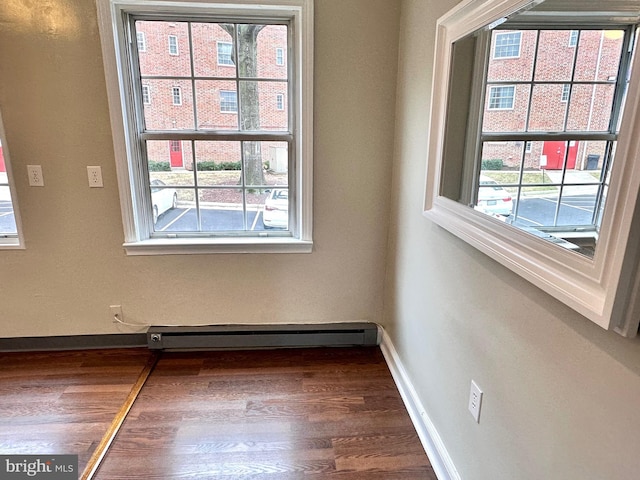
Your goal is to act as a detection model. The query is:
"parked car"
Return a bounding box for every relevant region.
[150,179,177,224]
[476,175,513,216]
[262,189,288,229]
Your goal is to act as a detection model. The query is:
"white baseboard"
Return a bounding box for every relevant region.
[379,327,460,480]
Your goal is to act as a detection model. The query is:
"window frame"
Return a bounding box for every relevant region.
[424,0,640,336]
[0,110,24,249]
[96,0,313,255]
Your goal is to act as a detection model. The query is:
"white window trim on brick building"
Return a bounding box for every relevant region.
[171,86,182,105]
[168,34,179,55]
[142,85,151,104]
[276,47,284,65]
[493,31,521,59]
[487,85,515,110]
[137,31,146,51]
[96,0,313,255]
[219,90,238,113]
[217,41,234,66]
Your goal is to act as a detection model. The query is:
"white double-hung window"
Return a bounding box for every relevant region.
[0,110,23,249]
[96,0,313,254]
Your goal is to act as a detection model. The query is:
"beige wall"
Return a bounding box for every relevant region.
[384,1,640,479]
[0,0,400,336]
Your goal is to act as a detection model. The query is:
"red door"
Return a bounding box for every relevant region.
[542,141,578,170]
[169,141,183,168]
[0,146,5,173]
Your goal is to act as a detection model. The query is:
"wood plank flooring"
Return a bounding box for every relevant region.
[0,346,436,479]
[0,348,151,473]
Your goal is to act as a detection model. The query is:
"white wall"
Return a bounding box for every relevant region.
[0,0,400,337]
[384,1,640,479]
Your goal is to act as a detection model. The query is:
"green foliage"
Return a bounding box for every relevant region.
[148,161,171,172]
[197,161,242,171]
[481,159,504,170]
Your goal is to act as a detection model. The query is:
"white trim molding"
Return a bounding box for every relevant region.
[379,327,461,480]
[423,0,640,336]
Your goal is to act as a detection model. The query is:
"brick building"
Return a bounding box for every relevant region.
[482,28,624,171]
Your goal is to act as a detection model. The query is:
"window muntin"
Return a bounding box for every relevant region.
[133,19,293,237]
[493,31,522,58]
[473,26,636,257]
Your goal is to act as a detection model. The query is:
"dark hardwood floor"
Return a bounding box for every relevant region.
[0,346,436,479]
[0,348,151,472]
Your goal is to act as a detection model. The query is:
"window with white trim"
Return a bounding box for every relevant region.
[487,85,515,109]
[276,93,284,110]
[220,90,238,112]
[168,35,179,55]
[171,86,182,105]
[137,31,146,51]
[142,85,151,104]
[493,31,521,58]
[568,30,578,47]
[0,110,23,249]
[96,0,313,254]
[276,47,285,65]
[217,41,234,66]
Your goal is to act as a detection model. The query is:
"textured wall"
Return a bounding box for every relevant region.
[383,1,640,479]
[0,0,400,336]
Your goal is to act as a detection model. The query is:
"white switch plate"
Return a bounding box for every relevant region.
[27,165,44,187]
[87,166,103,187]
[469,380,483,423]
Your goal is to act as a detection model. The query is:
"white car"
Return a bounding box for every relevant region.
[476,175,513,216]
[262,189,288,229]
[150,179,177,224]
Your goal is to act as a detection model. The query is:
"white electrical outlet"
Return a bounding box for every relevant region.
[87,166,103,188]
[110,305,123,324]
[27,165,44,187]
[468,380,483,423]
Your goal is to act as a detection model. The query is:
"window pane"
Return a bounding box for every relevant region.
[244,141,288,187]
[566,83,615,131]
[488,31,535,82]
[528,83,568,131]
[238,81,288,131]
[238,24,288,80]
[194,141,242,187]
[153,189,197,232]
[193,23,236,77]
[533,30,576,82]
[136,21,191,77]
[481,141,524,173]
[483,85,530,132]
[143,79,194,130]
[199,188,246,231]
[195,80,238,130]
[574,30,624,82]
[146,140,195,185]
[556,185,599,226]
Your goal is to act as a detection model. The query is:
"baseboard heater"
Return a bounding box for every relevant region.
[147,322,379,350]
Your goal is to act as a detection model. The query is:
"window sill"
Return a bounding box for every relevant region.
[0,238,23,249]
[123,237,313,255]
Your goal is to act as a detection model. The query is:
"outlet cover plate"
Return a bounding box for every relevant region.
[469,380,483,423]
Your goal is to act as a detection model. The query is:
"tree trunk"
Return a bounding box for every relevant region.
[222,24,265,187]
